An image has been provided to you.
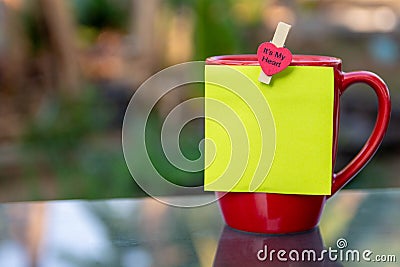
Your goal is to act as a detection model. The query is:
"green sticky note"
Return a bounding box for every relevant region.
[204,65,334,195]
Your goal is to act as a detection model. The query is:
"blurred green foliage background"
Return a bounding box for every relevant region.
[0,0,399,201]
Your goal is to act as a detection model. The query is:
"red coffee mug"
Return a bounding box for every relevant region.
[206,55,391,234]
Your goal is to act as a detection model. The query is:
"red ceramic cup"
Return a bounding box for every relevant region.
[206,55,391,234]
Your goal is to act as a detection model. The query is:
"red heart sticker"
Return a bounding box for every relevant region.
[257,42,292,76]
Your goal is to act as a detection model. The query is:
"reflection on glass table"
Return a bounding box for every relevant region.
[0,189,398,267]
[215,226,344,266]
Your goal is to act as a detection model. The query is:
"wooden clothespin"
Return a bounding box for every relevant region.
[258,22,292,84]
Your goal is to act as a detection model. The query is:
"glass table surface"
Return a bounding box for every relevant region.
[0,189,398,267]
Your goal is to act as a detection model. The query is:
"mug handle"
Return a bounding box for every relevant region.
[330,71,391,196]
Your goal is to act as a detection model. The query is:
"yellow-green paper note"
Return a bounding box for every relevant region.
[204,65,334,195]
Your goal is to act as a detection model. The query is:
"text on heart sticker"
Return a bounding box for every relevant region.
[257,42,292,76]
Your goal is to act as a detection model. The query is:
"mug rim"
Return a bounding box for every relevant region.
[206,54,342,68]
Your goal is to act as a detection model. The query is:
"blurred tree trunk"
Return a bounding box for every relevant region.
[37,0,79,97]
[128,0,162,85]
[0,2,29,140]
[0,3,28,95]
[128,0,186,118]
